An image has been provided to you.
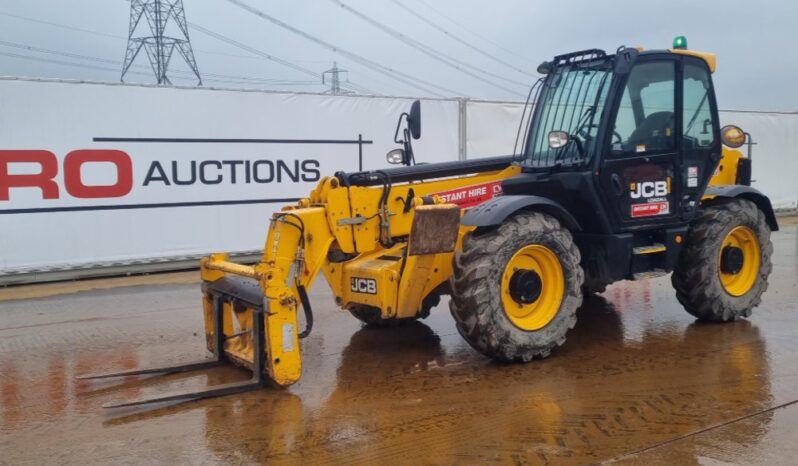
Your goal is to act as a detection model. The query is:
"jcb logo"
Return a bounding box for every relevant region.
[630,180,668,199]
[351,277,377,295]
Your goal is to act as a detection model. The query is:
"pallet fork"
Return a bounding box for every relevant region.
[78,292,267,408]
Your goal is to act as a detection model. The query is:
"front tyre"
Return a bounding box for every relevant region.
[672,199,773,321]
[449,212,584,361]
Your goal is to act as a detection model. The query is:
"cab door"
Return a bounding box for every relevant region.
[679,58,721,215]
[598,58,683,231]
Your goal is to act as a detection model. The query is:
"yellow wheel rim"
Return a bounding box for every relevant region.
[501,244,565,331]
[719,226,760,296]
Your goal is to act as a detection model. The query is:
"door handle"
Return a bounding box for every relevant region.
[610,174,624,196]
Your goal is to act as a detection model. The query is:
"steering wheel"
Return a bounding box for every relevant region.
[577,123,622,144]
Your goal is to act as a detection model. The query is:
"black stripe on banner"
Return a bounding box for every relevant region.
[92,137,373,144]
[0,198,301,214]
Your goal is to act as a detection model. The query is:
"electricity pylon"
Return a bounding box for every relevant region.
[322,62,352,95]
[121,0,202,85]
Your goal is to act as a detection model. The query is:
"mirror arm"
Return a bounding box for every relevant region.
[393,112,409,144]
[403,128,415,166]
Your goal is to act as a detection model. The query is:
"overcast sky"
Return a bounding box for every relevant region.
[0,0,796,111]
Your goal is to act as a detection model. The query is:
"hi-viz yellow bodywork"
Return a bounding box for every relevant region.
[709,146,746,187]
[199,163,521,386]
[196,46,757,388]
[198,140,752,387]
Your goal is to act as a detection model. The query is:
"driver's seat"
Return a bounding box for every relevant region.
[628,111,674,150]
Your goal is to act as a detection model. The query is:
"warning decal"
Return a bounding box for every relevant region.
[631,201,670,218]
[433,180,503,209]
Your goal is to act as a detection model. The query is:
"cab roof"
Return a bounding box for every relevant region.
[540,46,717,75]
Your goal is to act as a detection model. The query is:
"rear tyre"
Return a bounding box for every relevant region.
[672,199,773,321]
[349,292,440,327]
[449,212,584,361]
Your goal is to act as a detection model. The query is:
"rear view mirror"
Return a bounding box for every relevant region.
[408,100,421,140]
[390,101,420,166]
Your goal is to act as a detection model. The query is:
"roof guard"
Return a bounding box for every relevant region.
[537,49,607,74]
[552,48,607,65]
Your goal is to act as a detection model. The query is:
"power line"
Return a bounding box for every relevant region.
[1,50,322,89]
[0,12,358,92]
[177,75,319,87]
[0,11,297,64]
[224,0,460,97]
[0,11,125,39]
[2,7,454,96]
[388,0,533,77]
[0,50,147,76]
[187,23,335,81]
[0,40,316,84]
[224,0,450,96]
[409,0,534,63]
[0,42,323,88]
[0,40,122,66]
[328,0,527,96]
[188,22,375,95]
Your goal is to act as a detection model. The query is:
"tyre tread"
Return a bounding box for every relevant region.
[672,199,773,321]
[449,211,584,361]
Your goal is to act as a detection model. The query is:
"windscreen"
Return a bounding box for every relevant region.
[524,66,612,167]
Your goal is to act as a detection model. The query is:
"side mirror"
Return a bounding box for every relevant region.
[548,130,570,149]
[408,100,421,140]
[386,148,406,165]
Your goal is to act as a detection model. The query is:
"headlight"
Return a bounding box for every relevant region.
[548,131,570,149]
[721,125,746,148]
[386,148,405,165]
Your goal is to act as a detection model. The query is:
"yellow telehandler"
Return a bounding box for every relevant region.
[82,38,777,407]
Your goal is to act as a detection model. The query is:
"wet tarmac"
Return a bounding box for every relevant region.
[1,223,797,465]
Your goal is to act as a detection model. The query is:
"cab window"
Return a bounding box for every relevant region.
[611,61,676,155]
[683,62,716,149]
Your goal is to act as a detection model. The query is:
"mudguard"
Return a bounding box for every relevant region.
[704,185,779,231]
[461,194,580,231]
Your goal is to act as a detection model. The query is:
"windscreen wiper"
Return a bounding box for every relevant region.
[553,106,594,165]
[685,92,709,135]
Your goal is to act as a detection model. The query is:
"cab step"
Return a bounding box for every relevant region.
[632,243,666,255]
[632,269,669,280]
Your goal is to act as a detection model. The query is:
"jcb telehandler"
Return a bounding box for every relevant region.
[83,38,777,408]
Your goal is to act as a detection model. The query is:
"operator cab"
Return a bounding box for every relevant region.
[508,38,737,234]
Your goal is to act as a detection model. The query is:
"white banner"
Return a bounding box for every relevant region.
[466,100,527,158]
[717,111,798,211]
[0,78,795,279]
[0,79,458,274]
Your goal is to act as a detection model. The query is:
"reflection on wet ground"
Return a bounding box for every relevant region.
[1,225,797,465]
